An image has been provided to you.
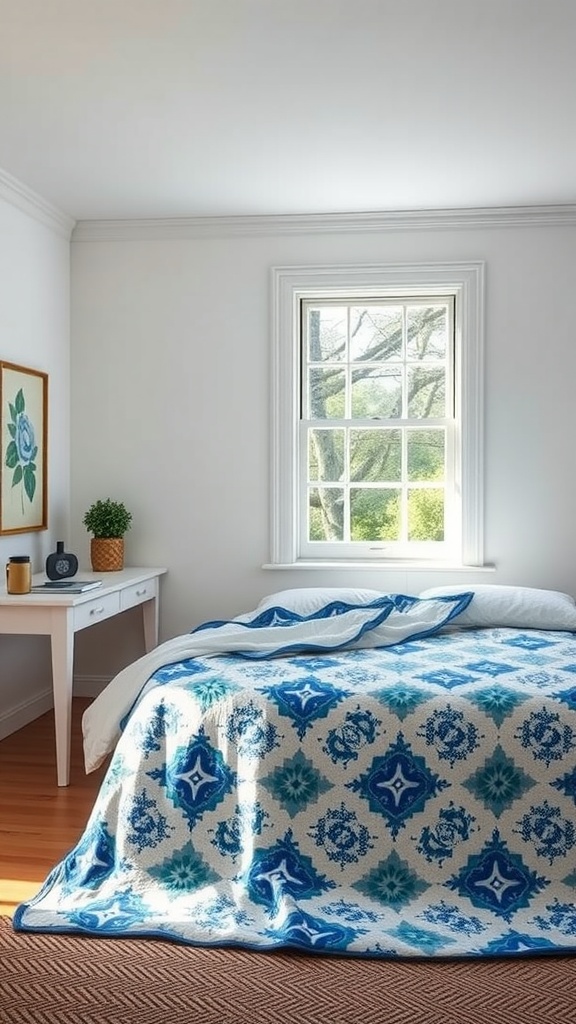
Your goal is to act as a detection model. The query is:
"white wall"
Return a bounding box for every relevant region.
[70,214,576,685]
[0,186,71,737]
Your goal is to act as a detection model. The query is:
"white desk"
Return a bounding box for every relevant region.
[0,566,166,786]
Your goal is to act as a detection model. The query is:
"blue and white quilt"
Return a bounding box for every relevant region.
[14,593,576,958]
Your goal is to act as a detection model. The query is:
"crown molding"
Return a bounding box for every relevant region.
[0,167,75,240]
[71,204,576,242]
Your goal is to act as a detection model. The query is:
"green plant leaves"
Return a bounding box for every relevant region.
[23,463,36,501]
[14,388,25,415]
[83,498,133,538]
[5,441,18,469]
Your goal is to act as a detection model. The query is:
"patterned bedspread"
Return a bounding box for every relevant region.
[14,610,576,959]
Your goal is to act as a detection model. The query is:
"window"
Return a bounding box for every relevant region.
[270,262,485,568]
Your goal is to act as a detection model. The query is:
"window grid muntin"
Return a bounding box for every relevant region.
[300,296,454,554]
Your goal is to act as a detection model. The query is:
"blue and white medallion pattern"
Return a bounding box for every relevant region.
[14,612,576,960]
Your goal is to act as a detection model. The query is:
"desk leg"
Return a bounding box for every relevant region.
[50,608,74,787]
[142,597,158,653]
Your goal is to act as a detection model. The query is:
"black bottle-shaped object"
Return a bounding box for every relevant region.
[45,541,79,580]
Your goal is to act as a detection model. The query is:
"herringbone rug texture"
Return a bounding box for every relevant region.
[1,916,576,1024]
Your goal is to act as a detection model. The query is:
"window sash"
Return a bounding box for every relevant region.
[300,296,455,559]
[299,420,457,559]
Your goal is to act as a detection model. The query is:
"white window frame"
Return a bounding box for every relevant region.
[269,262,485,569]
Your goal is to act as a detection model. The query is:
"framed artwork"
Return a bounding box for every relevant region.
[0,361,48,534]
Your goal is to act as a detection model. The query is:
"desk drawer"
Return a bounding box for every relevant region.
[74,591,121,631]
[120,578,158,612]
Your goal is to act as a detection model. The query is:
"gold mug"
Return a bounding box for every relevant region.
[6,555,31,594]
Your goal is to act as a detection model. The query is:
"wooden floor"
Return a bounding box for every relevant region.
[0,699,108,917]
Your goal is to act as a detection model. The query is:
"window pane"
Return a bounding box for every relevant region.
[407,488,445,541]
[350,306,403,361]
[350,488,400,541]
[351,367,402,418]
[309,487,344,541]
[407,366,445,418]
[308,368,346,418]
[406,305,447,360]
[307,307,347,361]
[407,429,445,481]
[350,428,401,482]
[308,429,345,482]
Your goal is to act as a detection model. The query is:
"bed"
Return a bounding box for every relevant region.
[13,584,576,959]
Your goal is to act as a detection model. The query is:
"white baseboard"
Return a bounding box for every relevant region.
[73,674,112,698]
[0,688,54,741]
[0,676,112,743]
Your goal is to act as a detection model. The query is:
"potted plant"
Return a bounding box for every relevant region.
[83,498,133,572]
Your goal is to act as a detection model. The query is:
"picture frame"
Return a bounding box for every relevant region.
[0,361,48,534]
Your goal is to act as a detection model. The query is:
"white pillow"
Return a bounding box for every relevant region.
[256,587,387,616]
[419,584,576,631]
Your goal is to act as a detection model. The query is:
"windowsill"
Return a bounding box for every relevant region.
[262,561,497,572]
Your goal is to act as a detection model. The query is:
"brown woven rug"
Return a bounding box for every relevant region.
[1,915,576,1024]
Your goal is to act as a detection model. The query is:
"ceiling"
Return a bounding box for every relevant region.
[1,0,575,223]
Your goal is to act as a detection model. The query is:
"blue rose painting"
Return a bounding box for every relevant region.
[1,362,46,532]
[5,386,38,511]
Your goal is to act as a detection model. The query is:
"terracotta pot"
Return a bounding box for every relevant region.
[90,537,124,572]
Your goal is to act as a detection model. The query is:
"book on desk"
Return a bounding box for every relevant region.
[31,580,103,593]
